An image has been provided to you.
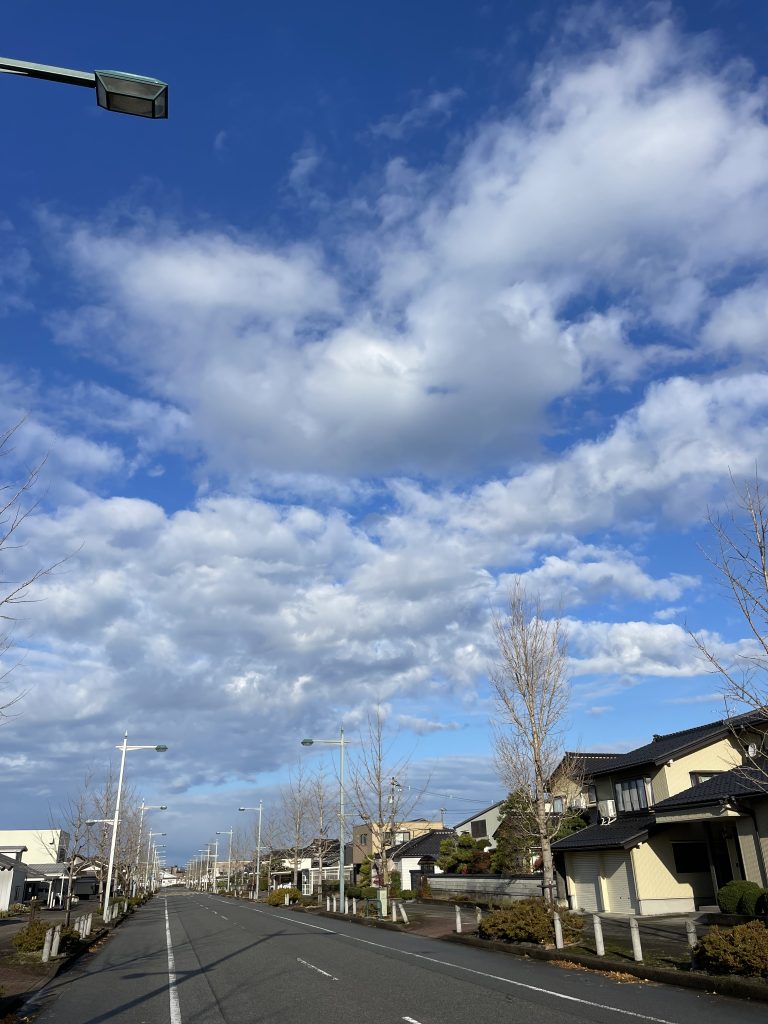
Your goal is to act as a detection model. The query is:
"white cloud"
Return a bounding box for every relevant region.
[703,279,768,360]
[43,21,768,480]
[371,88,465,139]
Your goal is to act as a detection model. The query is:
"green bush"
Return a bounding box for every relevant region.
[399,889,415,900]
[11,903,29,914]
[12,921,51,952]
[266,887,302,906]
[478,899,583,946]
[345,885,362,899]
[361,886,377,900]
[695,920,768,977]
[390,871,401,897]
[717,880,764,915]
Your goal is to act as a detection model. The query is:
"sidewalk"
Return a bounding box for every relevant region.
[0,904,102,1014]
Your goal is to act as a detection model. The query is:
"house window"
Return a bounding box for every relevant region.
[359,833,368,846]
[614,779,648,812]
[587,785,597,805]
[419,860,435,874]
[690,772,721,787]
[470,820,487,838]
[395,831,411,844]
[551,797,564,814]
[672,843,709,874]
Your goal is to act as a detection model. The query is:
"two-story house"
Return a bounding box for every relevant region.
[551,711,768,915]
[351,819,443,873]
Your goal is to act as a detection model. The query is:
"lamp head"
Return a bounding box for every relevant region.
[238,807,246,811]
[301,739,314,746]
[95,70,168,119]
[155,745,168,752]
[160,805,168,810]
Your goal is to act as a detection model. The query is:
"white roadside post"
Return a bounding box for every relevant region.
[629,917,643,962]
[593,915,605,956]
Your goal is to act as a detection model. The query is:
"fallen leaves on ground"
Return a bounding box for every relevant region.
[551,960,647,984]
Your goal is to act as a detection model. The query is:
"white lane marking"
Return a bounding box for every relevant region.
[296,957,338,981]
[252,909,676,1024]
[164,900,183,1024]
[220,915,228,920]
[403,1018,423,1023]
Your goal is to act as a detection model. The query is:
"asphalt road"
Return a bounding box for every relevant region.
[28,891,767,1024]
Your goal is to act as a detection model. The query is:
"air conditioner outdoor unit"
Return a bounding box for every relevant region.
[598,799,617,824]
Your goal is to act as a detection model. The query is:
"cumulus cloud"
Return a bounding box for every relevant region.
[42,20,768,481]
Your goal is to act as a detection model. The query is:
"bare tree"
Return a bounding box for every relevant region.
[57,775,98,927]
[280,763,311,888]
[0,423,64,719]
[346,708,425,889]
[308,767,334,896]
[692,476,768,767]
[490,582,573,902]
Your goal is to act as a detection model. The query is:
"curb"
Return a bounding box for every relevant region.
[440,932,768,1003]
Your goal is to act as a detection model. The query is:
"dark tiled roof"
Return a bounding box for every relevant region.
[389,829,456,861]
[568,709,767,777]
[654,759,768,811]
[551,814,653,852]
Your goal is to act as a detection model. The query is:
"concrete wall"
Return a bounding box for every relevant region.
[421,873,542,904]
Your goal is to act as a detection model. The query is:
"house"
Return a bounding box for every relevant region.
[0,847,28,911]
[552,711,768,915]
[388,829,455,891]
[351,819,443,867]
[453,800,505,849]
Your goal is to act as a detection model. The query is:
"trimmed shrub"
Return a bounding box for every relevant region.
[399,889,415,900]
[361,886,377,900]
[12,921,51,952]
[390,871,402,897]
[345,885,362,899]
[695,920,768,977]
[717,880,764,915]
[478,899,583,946]
[266,887,302,906]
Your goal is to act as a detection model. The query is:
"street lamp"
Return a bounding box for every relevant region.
[134,803,167,895]
[145,831,167,891]
[0,57,168,117]
[216,829,233,893]
[301,727,347,909]
[239,803,263,900]
[102,733,167,918]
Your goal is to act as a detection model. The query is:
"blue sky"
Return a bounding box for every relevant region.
[3,0,768,864]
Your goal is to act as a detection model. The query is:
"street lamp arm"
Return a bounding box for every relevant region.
[0,57,94,87]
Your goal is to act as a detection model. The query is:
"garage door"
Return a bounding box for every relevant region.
[567,853,602,912]
[602,853,637,913]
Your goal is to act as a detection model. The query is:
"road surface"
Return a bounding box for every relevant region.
[30,890,766,1024]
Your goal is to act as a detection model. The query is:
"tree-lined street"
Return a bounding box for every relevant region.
[29,894,767,1024]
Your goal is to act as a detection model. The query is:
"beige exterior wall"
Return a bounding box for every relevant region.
[655,738,743,802]
[630,826,713,904]
[0,830,68,864]
[455,805,503,849]
[352,820,442,864]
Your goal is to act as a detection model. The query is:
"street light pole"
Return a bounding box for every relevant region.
[238,803,263,899]
[216,829,233,892]
[301,726,346,909]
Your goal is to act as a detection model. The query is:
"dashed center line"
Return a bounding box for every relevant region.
[296,957,338,981]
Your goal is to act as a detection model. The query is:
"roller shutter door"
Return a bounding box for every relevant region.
[602,853,637,913]
[567,853,601,912]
